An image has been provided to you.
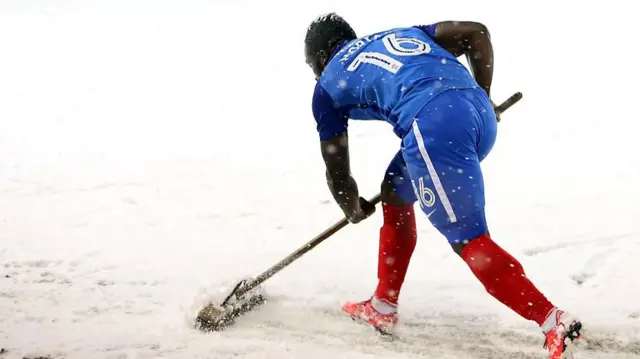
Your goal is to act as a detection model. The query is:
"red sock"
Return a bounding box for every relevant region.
[460,234,555,326]
[374,202,417,306]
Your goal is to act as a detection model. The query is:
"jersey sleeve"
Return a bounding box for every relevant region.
[312,82,349,141]
[413,23,438,38]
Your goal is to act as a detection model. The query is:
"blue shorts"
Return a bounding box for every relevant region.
[383,88,497,245]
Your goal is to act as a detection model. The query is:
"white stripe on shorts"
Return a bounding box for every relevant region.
[411,120,457,223]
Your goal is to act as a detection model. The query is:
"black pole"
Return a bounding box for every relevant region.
[234,193,382,298]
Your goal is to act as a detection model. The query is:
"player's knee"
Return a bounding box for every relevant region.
[380,178,414,206]
[431,210,489,255]
[451,233,487,255]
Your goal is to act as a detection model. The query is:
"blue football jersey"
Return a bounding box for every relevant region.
[312,25,480,141]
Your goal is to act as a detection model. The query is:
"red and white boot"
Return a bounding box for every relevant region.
[342,297,398,333]
[542,308,584,359]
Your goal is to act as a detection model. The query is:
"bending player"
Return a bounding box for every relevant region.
[304,13,583,359]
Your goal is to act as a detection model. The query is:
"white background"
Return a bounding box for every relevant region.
[1,1,639,358]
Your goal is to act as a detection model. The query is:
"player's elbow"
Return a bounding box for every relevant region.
[469,22,490,39]
[454,21,490,39]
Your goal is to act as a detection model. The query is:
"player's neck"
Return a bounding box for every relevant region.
[329,40,349,61]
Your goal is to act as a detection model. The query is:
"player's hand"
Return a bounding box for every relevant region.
[347,197,377,224]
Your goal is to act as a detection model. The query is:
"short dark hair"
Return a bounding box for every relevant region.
[304,13,357,77]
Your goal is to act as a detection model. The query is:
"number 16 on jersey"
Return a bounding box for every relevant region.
[347,33,432,74]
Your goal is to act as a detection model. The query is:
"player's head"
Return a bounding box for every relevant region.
[304,13,356,79]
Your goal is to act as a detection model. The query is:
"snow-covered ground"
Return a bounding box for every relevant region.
[1,1,639,358]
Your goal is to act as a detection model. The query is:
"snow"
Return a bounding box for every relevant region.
[1,0,639,358]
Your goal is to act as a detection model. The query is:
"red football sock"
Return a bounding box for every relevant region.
[460,234,555,326]
[374,202,417,306]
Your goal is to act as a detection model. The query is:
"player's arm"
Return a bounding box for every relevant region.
[312,83,374,223]
[320,133,363,221]
[421,21,494,96]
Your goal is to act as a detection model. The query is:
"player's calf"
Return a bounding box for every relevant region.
[374,201,417,306]
[458,234,556,325]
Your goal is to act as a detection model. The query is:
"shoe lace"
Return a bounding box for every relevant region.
[542,321,582,350]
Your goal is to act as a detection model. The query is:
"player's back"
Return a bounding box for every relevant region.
[318,26,480,138]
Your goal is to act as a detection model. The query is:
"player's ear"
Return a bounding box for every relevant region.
[311,49,329,80]
[318,49,328,67]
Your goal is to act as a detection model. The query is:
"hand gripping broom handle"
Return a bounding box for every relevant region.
[234,92,523,299]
